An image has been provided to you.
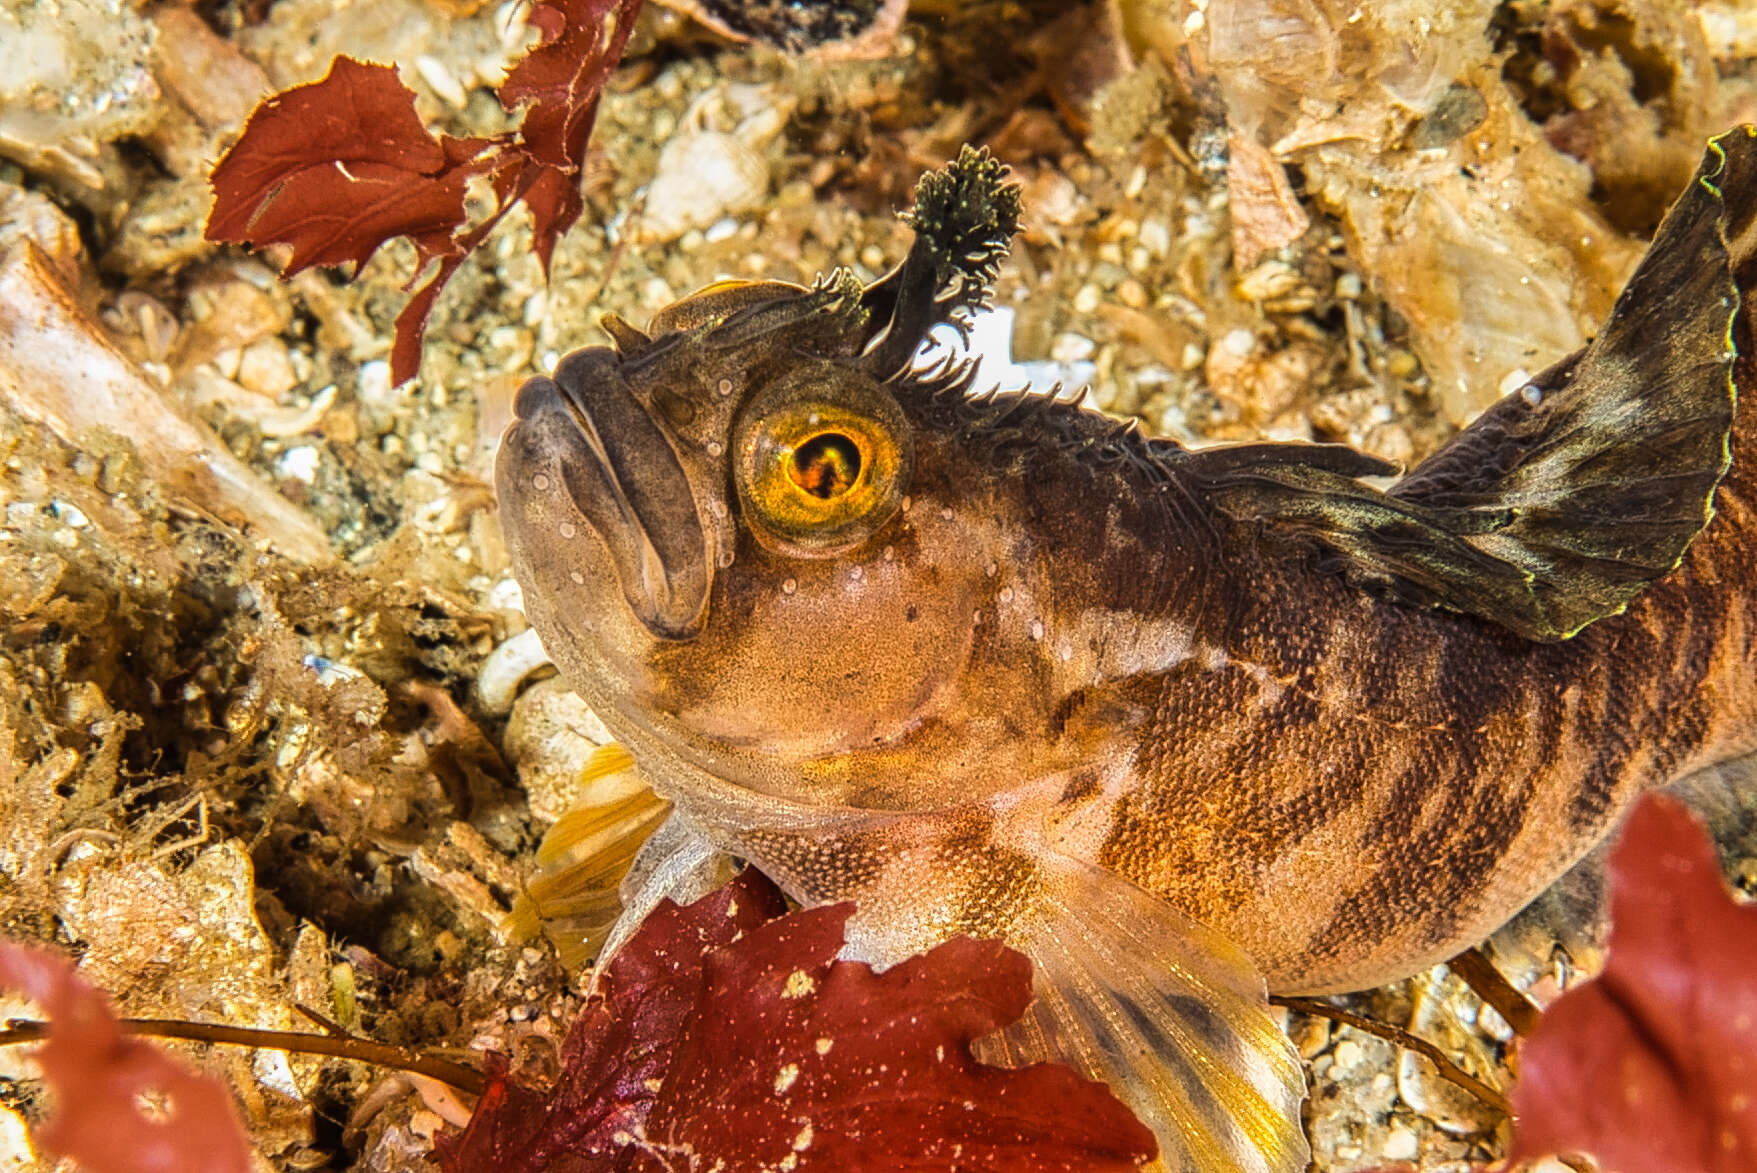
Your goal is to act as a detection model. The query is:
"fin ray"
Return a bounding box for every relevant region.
[973,852,1309,1173]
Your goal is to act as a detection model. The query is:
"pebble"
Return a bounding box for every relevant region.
[1381,1126,1419,1162]
[1051,332,1096,363]
[1072,283,1102,314]
[1138,217,1171,257]
[1331,1039,1364,1071]
[1222,327,1256,357]
[1117,279,1147,308]
[237,338,297,397]
[523,290,548,327]
[415,55,468,109]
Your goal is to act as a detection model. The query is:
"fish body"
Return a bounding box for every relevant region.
[497,136,1757,1170]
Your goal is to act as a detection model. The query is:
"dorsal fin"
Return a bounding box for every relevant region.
[1192,127,1750,641]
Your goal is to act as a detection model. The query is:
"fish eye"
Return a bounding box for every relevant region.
[734,369,911,555]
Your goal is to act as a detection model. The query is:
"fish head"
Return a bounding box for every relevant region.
[497,149,1082,811]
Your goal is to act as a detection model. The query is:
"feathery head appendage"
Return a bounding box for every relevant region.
[902,144,1023,318]
[859,146,1022,380]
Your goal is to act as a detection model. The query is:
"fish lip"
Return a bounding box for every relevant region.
[507,365,711,640]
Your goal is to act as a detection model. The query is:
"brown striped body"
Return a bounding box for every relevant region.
[1089,394,1757,992]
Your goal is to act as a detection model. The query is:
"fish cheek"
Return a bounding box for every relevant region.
[651,559,976,756]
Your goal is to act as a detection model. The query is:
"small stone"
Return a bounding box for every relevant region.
[1051,332,1096,363]
[1334,272,1363,299]
[1138,217,1171,257]
[1117,279,1148,308]
[1222,327,1256,357]
[1072,283,1102,314]
[859,244,886,269]
[237,338,297,397]
[1381,1126,1419,1162]
[277,446,320,484]
[1331,1039,1363,1070]
[415,55,468,109]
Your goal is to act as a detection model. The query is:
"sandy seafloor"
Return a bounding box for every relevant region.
[1,0,1756,1169]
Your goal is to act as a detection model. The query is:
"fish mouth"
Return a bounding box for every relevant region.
[506,353,711,640]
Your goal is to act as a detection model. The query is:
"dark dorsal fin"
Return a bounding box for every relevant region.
[1193,127,1750,641]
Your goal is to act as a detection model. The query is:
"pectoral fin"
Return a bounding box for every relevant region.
[593,810,736,985]
[973,851,1309,1173]
[1191,127,1751,641]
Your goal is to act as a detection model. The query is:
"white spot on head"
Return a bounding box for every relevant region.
[706,440,724,457]
[774,1062,800,1094]
[718,547,735,568]
[1029,618,1045,641]
[558,521,576,539]
[998,586,1014,603]
[815,1037,833,1055]
[941,506,955,521]
[782,577,797,595]
[984,561,997,577]
[883,545,895,561]
[782,970,817,998]
[793,1122,814,1152]
[849,565,864,583]
[569,570,586,585]
[717,377,734,396]
[533,473,551,492]
[972,610,982,625]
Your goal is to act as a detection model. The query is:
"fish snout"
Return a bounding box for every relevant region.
[500,354,712,641]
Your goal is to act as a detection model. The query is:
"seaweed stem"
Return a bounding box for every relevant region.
[0,1017,488,1095]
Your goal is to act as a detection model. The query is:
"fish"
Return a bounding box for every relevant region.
[494,130,1757,1171]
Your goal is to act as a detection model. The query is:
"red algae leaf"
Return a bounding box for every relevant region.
[1510,793,1757,1173]
[498,0,644,268]
[0,941,253,1173]
[205,56,477,275]
[206,0,643,384]
[437,870,789,1171]
[438,870,1157,1173]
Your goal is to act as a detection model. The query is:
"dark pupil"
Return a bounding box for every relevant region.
[789,433,861,498]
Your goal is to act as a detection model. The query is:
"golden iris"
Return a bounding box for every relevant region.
[735,386,909,555]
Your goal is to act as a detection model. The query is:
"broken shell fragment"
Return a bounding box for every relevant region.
[638,83,794,244]
[0,242,332,564]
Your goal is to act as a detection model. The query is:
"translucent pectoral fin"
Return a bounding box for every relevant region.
[974,853,1309,1173]
[591,810,736,985]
